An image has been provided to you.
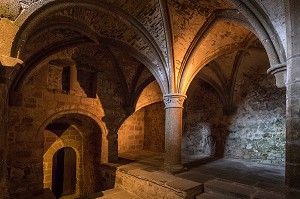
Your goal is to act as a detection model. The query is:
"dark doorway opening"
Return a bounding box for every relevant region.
[62,66,70,92]
[52,147,76,198]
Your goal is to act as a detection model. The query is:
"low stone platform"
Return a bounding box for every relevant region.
[101,150,203,199]
[112,150,284,199]
[89,150,285,199]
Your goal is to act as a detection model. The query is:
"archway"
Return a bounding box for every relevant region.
[183,31,286,161]
[52,147,76,198]
[42,113,103,197]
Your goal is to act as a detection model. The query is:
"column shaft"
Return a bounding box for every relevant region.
[163,94,186,173]
[285,0,300,197]
[164,107,183,166]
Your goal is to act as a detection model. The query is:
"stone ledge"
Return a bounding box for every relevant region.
[115,168,203,199]
[196,192,232,199]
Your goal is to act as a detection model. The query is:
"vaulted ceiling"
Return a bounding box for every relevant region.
[10,0,274,108]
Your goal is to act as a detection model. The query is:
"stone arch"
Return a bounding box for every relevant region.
[226,0,286,64]
[40,109,106,196]
[11,0,169,94]
[37,108,108,163]
[179,5,286,94]
[225,0,286,87]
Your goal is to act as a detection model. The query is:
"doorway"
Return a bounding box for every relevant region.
[52,147,76,198]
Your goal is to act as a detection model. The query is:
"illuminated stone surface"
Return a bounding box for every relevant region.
[0,0,297,198]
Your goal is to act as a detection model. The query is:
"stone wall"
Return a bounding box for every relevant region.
[96,68,127,160]
[43,118,102,197]
[118,109,145,153]
[183,72,286,165]
[144,102,165,152]
[118,102,165,153]
[183,82,223,157]
[6,61,124,196]
[0,83,9,198]
[43,128,83,196]
[224,72,286,165]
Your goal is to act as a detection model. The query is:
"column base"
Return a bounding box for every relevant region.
[161,163,187,174]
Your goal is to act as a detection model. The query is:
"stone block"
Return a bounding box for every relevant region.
[166,179,203,195]
[134,126,143,130]
[252,190,284,199]
[196,193,226,199]
[21,117,33,124]
[23,97,37,108]
[204,179,255,199]
[9,92,23,107]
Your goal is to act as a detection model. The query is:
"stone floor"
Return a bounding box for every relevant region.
[116,150,285,194]
[180,155,285,194]
[65,150,285,199]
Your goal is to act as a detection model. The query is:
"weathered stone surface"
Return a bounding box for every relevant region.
[196,193,230,199]
[183,67,285,165]
[144,102,165,152]
[252,190,284,199]
[0,18,19,57]
[204,179,255,199]
[118,109,145,153]
[0,0,21,20]
[115,169,201,199]
[0,0,296,198]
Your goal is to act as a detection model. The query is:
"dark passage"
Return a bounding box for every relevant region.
[52,147,76,198]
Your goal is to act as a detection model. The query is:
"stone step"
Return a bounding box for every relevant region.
[115,169,203,199]
[204,179,284,199]
[77,188,139,199]
[196,192,235,199]
[96,188,139,199]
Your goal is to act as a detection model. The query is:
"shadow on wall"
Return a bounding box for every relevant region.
[118,102,165,154]
[183,71,286,165]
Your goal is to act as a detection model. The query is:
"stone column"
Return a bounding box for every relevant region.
[285,1,300,198]
[162,93,186,173]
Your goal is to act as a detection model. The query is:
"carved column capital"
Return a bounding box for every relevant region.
[163,93,187,109]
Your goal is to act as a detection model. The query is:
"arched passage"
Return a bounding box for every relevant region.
[182,31,286,164]
[42,112,103,197]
